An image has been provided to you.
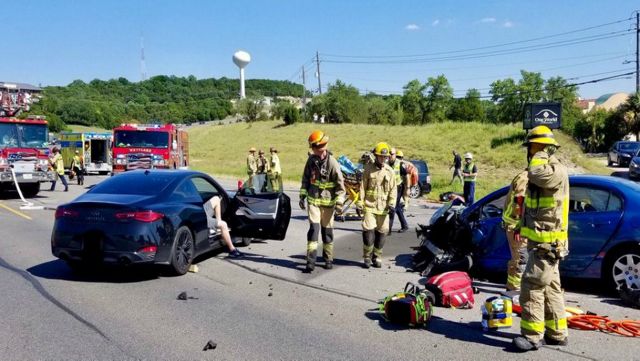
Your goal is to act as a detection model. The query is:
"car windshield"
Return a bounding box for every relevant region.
[114,130,169,148]
[619,142,640,151]
[0,122,48,148]
[90,172,175,195]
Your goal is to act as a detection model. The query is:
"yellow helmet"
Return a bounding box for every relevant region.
[373,142,391,156]
[524,125,559,146]
[396,150,404,158]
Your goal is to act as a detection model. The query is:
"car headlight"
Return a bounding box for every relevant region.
[622,153,631,158]
[116,159,124,165]
[632,162,640,168]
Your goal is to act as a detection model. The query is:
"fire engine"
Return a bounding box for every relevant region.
[112,123,189,173]
[0,116,53,197]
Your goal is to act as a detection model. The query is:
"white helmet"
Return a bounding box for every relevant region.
[463,152,473,159]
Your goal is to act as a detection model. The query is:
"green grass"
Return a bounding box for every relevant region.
[187,120,610,200]
[64,124,111,133]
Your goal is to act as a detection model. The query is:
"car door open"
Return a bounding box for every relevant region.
[228,184,291,240]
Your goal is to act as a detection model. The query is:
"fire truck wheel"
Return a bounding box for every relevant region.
[20,183,40,198]
[99,171,109,175]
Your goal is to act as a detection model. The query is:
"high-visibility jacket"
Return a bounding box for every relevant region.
[51,153,64,175]
[72,155,84,169]
[358,162,397,215]
[521,151,569,248]
[502,170,528,230]
[300,153,345,207]
[246,154,257,175]
[269,154,281,175]
[463,162,477,182]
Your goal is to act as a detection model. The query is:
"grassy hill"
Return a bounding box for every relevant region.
[188,120,609,200]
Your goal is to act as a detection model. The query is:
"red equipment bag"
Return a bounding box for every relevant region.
[425,271,474,309]
[403,161,419,187]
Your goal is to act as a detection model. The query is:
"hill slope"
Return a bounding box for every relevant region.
[187,120,609,199]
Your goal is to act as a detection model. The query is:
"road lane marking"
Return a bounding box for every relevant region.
[0,202,32,220]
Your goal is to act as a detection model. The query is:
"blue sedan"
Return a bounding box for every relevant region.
[465,175,640,290]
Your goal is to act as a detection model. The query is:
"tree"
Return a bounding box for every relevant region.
[621,92,640,141]
[490,78,519,123]
[422,75,453,123]
[236,97,265,123]
[323,80,366,123]
[583,109,607,152]
[449,88,485,122]
[401,79,425,124]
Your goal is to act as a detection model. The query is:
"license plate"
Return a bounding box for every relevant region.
[22,174,33,180]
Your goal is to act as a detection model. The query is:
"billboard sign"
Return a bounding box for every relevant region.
[523,102,562,129]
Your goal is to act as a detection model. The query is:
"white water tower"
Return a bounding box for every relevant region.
[232,50,251,99]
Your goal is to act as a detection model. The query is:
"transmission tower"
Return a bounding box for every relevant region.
[140,34,147,81]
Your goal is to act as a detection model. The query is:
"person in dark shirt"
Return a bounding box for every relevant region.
[449,150,463,185]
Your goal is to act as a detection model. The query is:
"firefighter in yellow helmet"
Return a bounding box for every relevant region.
[299,131,346,272]
[502,168,528,291]
[513,125,569,351]
[357,142,396,268]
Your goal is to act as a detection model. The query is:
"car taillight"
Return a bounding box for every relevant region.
[55,207,79,219]
[138,245,158,253]
[115,210,164,222]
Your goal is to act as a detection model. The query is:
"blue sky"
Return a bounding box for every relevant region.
[2,0,638,98]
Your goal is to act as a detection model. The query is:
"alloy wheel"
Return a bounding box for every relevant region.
[612,253,640,289]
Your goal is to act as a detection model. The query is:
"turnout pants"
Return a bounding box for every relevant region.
[306,204,335,266]
[520,243,567,343]
[269,173,282,192]
[506,229,528,291]
[388,186,408,231]
[362,212,389,261]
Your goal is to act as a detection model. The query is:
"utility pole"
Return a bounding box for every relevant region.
[316,51,322,95]
[301,66,307,116]
[636,12,639,93]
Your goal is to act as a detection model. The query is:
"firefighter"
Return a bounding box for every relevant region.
[70,150,85,186]
[357,142,396,268]
[257,150,268,174]
[502,169,528,291]
[49,147,68,192]
[462,152,477,205]
[513,125,569,351]
[387,148,410,234]
[299,131,345,272]
[246,147,257,188]
[268,147,282,192]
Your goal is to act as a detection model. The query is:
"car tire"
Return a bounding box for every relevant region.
[408,184,422,199]
[607,156,612,166]
[603,244,640,291]
[234,237,252,247]
[169,226,195,276]
[20,183,40,198]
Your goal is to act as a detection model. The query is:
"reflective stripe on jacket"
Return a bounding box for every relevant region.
[391,160,403,186]
[463,162,477,182]
[300,153,345,207]
[358,162,397,215]
[521,151,569,247]
[502,170,528,229]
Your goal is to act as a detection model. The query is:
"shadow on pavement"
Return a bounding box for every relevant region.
[610,171,628,178]
[364,310,518,351]
[27,259,159,283]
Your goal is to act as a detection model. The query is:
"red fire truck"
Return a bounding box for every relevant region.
[112,123,189,173]
[0,116,53,197]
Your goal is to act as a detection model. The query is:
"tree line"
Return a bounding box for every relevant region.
[25,75,305,132]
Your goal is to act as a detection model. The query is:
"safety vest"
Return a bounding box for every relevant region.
[391,160,402,186]
[520,152,569,246]
[300,153,346,207]
[502,170,528,229]
[357,162,397,215]
[463,162,476,182]
[52,153,64,175]
[73,155,83,168]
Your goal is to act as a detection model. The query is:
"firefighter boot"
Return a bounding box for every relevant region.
[372,231,386,268]
[321,227,334,270]
[362,230,375,268]
[305,223,321,272]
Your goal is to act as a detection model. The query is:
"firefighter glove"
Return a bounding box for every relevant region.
[299,197,306,210]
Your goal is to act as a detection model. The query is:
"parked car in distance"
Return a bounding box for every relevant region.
[51,169,291,275]
[462,175,640,291]
[629,150,640,180]
[608,141,640,167]
[408,159,432,199]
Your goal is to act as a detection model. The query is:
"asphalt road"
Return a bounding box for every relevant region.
[1,174,639,360]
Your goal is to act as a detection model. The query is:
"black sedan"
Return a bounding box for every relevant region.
[608,141,640,167]
[51,170,291,275]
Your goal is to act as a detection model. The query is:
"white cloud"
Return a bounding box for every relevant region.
[480,17,496,23]
[405,23,420,31]
[503,20,514,28]
[432,19,440,27]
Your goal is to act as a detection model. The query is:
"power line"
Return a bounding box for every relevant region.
[321,17,633,59]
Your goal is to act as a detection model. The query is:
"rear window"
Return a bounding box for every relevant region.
[410,160,428,173]
[619,142,640,151]
[90,172,175,195]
